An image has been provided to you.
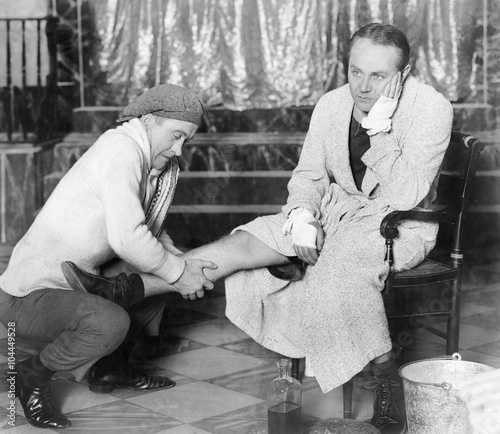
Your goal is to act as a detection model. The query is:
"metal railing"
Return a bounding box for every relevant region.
[0,17,51,142]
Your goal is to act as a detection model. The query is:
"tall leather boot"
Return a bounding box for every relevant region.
[16,355,71,429]
[61,261,144,311]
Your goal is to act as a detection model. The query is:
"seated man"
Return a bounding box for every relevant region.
[0,84,216,429]
[63,23,453,432]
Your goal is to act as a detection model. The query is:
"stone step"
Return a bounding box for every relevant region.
[48,130,500,171]
[173,169,500,207]
[73,104,497,134]
[44,131,500,208]
[174,171,291,206]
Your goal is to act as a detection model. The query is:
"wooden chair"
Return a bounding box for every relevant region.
[292,131,485,419]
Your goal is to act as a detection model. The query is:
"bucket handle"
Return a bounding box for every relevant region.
[449,352,462,361]
[429,352,462,362]
[403,353,462,391]
[409,380,454,391]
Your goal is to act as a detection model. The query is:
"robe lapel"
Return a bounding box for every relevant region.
[330,97,362,196]
[361,163,379,197]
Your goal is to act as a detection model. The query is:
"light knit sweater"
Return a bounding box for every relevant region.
[225,76,454,393]
[0,119,185,297]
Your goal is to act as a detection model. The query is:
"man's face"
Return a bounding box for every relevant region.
[144,115,198,170]
[348,38,402,119]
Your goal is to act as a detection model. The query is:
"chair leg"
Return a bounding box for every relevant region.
[446,279,461,354]
[342,380,353,419]
[292,358,353,418]
[291,358,300,380]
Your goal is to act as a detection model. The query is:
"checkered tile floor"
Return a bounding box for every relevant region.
[0,242,499,433]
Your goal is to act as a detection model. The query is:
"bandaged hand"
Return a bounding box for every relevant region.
[361,71,403,136]
[283,208,324,265]
[282,208,318,248]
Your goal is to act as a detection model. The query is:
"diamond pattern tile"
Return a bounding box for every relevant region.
[168,318,250,346]
[52,380,120,414]
[1,421,55,433]
[220,338,283,360]
[208,363,276,399]
[150,346,268,381]
[64,400,181,433]
[458,348,500,368]
[128,381,263,424]
[0,239,499,433]
[461,310,500,331]
[190,402,269,434]
[159,425,213,434]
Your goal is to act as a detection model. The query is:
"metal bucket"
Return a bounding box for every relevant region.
[399,353,494,434]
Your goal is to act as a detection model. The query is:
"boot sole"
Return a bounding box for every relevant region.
[89,383,115,394]
[89,380,176,394]
[61,262,89,293]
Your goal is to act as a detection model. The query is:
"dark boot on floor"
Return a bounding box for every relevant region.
[16,356,71,429]
[366,360,406,433]
[61,261,145,310]
[87,353,175,394]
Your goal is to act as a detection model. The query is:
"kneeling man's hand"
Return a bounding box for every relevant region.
[173,259,218,300]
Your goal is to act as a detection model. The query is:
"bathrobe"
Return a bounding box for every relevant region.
[224,76,454,393]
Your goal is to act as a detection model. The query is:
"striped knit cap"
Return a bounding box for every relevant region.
[116,84,204,127]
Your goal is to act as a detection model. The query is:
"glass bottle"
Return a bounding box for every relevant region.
[267,358,302,434]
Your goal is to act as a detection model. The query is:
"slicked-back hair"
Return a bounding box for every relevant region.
[347,23,410,71]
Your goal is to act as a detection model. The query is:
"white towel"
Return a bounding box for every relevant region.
[452,368,500,433]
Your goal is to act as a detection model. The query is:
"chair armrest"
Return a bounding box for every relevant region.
[380,203,456,240]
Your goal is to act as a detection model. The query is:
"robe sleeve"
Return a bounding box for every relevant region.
[361,89,453,210]
[283,97,332,219]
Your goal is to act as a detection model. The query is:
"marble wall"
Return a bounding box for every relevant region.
[2,103,498,263]
[73,105,497,135]
[0,144,54,242]
[34,128,500,259]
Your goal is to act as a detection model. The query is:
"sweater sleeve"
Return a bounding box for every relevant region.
[282,97,331,218]
[96,137,185,283]
[361,89,453,210]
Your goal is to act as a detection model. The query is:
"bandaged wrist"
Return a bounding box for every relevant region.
[361,95,398,136]
[282,208,318,249]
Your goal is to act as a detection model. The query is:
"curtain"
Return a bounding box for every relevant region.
[92,0,488,109]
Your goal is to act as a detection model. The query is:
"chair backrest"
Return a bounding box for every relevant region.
[430,132,485,264]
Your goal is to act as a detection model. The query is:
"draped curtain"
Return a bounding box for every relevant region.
[92,0,487,109]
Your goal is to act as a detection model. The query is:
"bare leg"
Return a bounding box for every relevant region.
[138,231,288,297]
[180,230,289,282]
[102,231,288,297]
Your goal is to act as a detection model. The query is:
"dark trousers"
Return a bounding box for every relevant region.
[0,287,166,381]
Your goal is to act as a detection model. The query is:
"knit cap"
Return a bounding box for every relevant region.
[116,84,204,127]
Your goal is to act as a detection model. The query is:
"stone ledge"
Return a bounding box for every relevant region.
[451,104,497,132]
[73,103,497,134]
